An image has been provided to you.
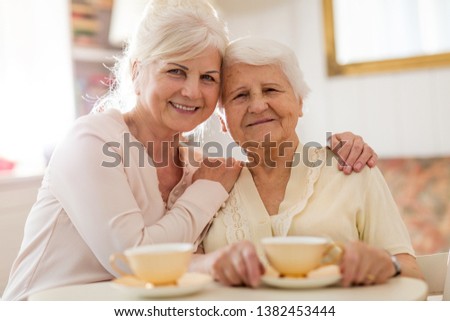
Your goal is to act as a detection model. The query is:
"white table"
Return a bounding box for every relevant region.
[28,277,428,301]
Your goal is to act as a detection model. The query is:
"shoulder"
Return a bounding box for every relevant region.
[54,109,128,151]
[318,147,379,186]
[50,109,127,164]
[72,108,126,136]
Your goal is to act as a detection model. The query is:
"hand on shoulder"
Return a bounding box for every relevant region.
[328,132,378,175]
[192,157,243,192]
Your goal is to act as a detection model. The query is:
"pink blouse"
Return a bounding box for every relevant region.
[3,109,228,300]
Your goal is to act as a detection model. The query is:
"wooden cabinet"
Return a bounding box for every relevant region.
[70,0,121,116]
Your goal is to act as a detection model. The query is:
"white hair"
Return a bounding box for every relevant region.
[94,0,228,112]
[220,37,310,105]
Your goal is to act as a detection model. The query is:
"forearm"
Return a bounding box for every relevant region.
[189,251,223,275]
[396,254,424,280]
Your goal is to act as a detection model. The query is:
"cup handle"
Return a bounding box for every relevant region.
[322,243,343,265]
[109,253,130,277]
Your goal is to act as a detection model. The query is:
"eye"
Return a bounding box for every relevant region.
[167,69,186,77]
[201,74,217,82]
[264,87,279,93]
[233,92,248,100]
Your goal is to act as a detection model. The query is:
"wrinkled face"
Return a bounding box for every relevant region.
[220,63,302,146]
[137,46,221,135]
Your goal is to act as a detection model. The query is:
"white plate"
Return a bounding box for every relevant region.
[262,274,341,289]
[111,272,212,298]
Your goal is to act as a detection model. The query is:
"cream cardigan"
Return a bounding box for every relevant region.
[203,145,414,261]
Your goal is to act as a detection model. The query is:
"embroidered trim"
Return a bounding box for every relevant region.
[222,147,326,244]
[222,188,253,244]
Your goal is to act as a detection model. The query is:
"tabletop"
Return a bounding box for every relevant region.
[28,276,428,301]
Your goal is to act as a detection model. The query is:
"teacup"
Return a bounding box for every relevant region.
[109,243,193,285]
[261,236,342,277]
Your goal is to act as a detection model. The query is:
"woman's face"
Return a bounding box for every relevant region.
[221,63,302,146]
[137,46,221,135]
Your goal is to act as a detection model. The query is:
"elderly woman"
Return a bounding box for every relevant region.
[191,37,424,288]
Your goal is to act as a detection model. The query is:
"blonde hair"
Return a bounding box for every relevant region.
[95,0,228,112]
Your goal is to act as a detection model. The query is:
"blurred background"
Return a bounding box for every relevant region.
[0,0,449,260]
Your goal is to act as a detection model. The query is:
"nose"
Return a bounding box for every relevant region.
[248,93,268,113]
[181,77,201,100]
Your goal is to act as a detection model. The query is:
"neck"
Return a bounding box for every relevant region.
[246,136,299,177]
[123,110,182,165]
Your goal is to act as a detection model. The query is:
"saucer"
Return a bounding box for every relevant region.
[262,274,341,289]
[111,272,212,298]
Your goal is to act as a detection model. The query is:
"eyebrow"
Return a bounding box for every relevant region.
[227,86,246,96]
[263,82,281,87]
[225,82,285,98]
[167,63,220,74]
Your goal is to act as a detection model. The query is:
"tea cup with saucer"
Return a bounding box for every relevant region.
[109,242,193,286]
[261,236,342,278]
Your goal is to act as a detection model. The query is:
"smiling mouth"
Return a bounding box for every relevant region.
[247,119,275,127]
[170,102,200,112]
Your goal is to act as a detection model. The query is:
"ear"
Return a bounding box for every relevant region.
[131,61,141,95]
[218,114,228,133]
[131,61,139,81]
[297,97,304,118]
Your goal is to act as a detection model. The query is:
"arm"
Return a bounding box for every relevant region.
[339,167,423,286]
[329,132,378,174]
[339,241,424,287]
[396,253,424,279]
[49,119,239,274]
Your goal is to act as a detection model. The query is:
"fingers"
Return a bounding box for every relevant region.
[192,157,243,192]
[358,254,392,285]
[329,132,352,168]
[211,259,239,286]
[211,247,240,286]
[340,242,359,287]
[362,264,385,285]
[241,244,264,287]
[367,153,378,168]
[340,241,393,287]
[342,140,364,173]
[330,132,378,174]
[346,143,377,173]
[211,241,263,288]
[221,158,243,192]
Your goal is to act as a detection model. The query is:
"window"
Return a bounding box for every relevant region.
[323,0,450,75]
[0,0,75,175]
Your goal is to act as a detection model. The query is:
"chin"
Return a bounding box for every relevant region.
[247,132,280,144]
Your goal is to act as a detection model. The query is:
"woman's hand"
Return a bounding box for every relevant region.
[192,157,243,192]
[339,241,396,287]
[328,132,378,174]
[209,240,265,287]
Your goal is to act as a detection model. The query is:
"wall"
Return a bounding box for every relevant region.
[0,175,42,296]
[213,0,450,158]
